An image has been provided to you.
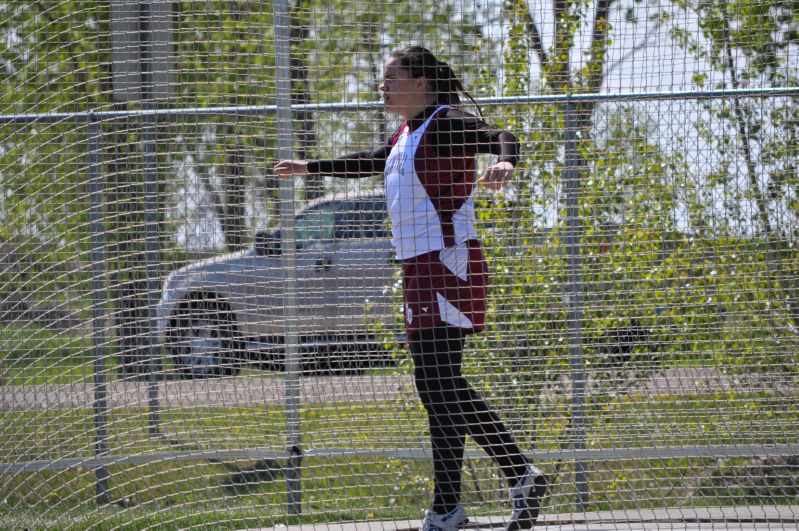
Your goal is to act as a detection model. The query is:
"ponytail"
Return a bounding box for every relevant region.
[388,46,482,116]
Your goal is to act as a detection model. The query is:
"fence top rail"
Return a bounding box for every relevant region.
[1,86,797,125]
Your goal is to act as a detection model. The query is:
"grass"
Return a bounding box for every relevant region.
[587,391,799,447]
[0,392,797,529]
[0,322,98,385]
[0,403,434,529]
[1,323,797,528]
[0,322,398,385]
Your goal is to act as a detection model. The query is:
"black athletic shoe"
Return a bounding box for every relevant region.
[506,464,548,530]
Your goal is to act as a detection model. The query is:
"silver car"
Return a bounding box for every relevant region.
[157,193,399,377]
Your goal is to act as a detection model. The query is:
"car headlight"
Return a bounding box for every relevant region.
[160,273,184,302]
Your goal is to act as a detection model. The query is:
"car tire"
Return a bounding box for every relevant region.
[167,296,241,378]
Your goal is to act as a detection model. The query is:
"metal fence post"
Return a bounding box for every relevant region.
[563,99,589,509]
[273,0,303,516]
[139,0,162,437]
[88,119,110,504]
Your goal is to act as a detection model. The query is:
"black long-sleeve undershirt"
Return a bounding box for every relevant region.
[306,106,520,178]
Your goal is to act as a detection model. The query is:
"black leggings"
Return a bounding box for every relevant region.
[409,326,529,514]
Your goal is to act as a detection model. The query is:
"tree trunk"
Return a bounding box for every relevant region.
[106,114,157,376]
[221,144,248,251]
[290,0,324,200]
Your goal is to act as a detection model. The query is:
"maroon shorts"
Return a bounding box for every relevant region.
[401,240,487,337]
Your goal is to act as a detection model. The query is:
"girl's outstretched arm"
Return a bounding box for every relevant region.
[273,142,393,179]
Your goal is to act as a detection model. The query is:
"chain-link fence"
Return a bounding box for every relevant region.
[1,0,798,528]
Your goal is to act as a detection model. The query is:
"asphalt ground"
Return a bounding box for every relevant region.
[0,374,408,411]
[1,368,795,411]
[260,506,799,531]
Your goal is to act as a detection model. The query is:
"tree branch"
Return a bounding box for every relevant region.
[551,0,573,92]
[522,4,549,68]
[586,0,615,94]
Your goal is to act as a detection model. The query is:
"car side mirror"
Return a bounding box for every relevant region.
[255,230,282,256]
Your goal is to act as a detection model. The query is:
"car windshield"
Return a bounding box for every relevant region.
[294,205,336,248]
[335,201,388,239]
[255,198,387,254]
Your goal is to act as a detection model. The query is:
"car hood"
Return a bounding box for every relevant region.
[161,248,276,299]
[172,248,259,276]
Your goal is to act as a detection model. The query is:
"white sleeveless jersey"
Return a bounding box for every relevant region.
[384,106,478,260]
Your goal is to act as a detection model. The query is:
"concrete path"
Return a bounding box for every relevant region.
[262,506,799,531]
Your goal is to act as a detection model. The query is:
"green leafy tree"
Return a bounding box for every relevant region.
[1,0,499,372]
[1,1,282,371]
[468,6,703,498]
[169,1,281,246]
[1,2,108,329]
[293,0,494,166]
[478,1,667,368]
[669,0,799,348]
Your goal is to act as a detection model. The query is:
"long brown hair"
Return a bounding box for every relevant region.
[388,46,481,116]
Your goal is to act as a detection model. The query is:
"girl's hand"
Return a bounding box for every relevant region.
[273,160,310,178]
[477,161,514,191]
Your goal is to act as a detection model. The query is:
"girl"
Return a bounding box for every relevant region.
[274,46,546,531]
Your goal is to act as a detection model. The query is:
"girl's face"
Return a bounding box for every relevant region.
[379,57,431,119]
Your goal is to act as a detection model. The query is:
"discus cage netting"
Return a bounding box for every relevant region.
[0,0,797,529]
